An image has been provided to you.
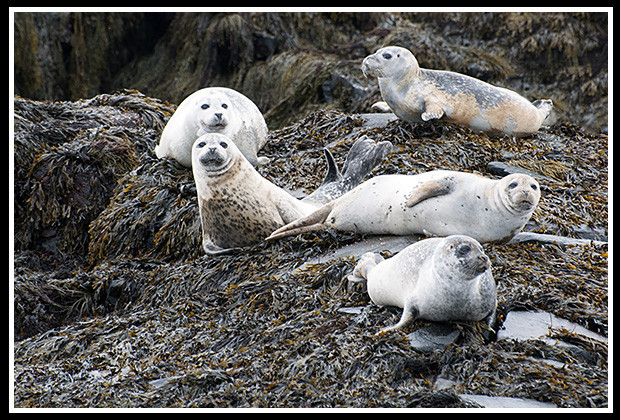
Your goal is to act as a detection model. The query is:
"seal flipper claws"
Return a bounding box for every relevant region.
[421,100,444,121]
[405,178,455,207]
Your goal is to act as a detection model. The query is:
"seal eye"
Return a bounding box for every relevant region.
[456,244,471,258]
[197,141,206,148]
[508,181,518,189]
[221,103,228,109]
[219,142,228,149]
[201,104,210,110]
[531,184,538,191]
[382,53,392,60]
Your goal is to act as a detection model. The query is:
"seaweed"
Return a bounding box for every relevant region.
[13,91,607,408]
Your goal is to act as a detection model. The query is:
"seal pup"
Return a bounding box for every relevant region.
[362,46,553,137]
[348,235,497,332]
[156,87,269,167]
[267,170,540,244]
[192,133,391,255]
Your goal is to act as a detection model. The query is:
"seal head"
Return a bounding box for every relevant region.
[496,173,541,214]
[434,235,491,281]
[362,46,419,79]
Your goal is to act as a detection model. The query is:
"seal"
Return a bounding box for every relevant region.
[267,170,540,244]
[192,133,391,255]
[362,46,553,137]
[348,235,497,331]
[156,87,269,167]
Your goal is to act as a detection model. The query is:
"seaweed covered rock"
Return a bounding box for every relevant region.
[13,91,608,408]
[14,90,175,257]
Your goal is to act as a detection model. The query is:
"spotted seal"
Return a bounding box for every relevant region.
[156,87,269,167]
[362,46,553,137]
[348,235,497,331]
[267,170,540,244]
[192,133,391,255]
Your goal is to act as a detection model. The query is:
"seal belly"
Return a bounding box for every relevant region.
[201,192,283,249]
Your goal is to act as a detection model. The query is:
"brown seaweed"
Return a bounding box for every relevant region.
[13,90,607,408]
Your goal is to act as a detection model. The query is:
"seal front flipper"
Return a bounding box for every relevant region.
[421,99,445,121]
[265,203,335,241]
[405,177,455,207]
[380,301,420,333]
[202,239,243,256]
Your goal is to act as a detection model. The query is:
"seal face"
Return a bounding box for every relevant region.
[362,46,553,137]
[156,87,269,168]
[349,235,497,331]
[195,91,235,135]
[267,170,541,244]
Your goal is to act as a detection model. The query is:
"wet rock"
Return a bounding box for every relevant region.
[407,323,461,354]
[459,394,557,409]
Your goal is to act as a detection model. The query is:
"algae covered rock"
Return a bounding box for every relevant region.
[12,89,608,408]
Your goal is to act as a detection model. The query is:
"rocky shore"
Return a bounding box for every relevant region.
[12,11,608,409]
[12,90,607,408]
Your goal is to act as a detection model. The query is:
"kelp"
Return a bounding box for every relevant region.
[13,91,608,408]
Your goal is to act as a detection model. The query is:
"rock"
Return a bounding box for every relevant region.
[459,394,557,409]
[497,310,607,344]
[407,323,461,354]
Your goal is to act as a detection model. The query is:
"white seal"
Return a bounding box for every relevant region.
[156,87,269,167]
[267,170,540,244]
[192,133,391,255]
[349,235,497,331]
[362,46,553,137]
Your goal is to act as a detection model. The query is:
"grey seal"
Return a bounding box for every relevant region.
[192,133,391,255]
[267,170,540,244]
[349,235,497,331]
[362,46,553,137]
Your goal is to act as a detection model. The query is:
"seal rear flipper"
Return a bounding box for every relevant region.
[352,252,385,280]
[405,177,455,207]
[320,148,342,186]
[340,136,392,186]
[380,302,419,333]
[265,203,334,241]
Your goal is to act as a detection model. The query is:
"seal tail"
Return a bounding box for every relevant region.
[265,203,334,241]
